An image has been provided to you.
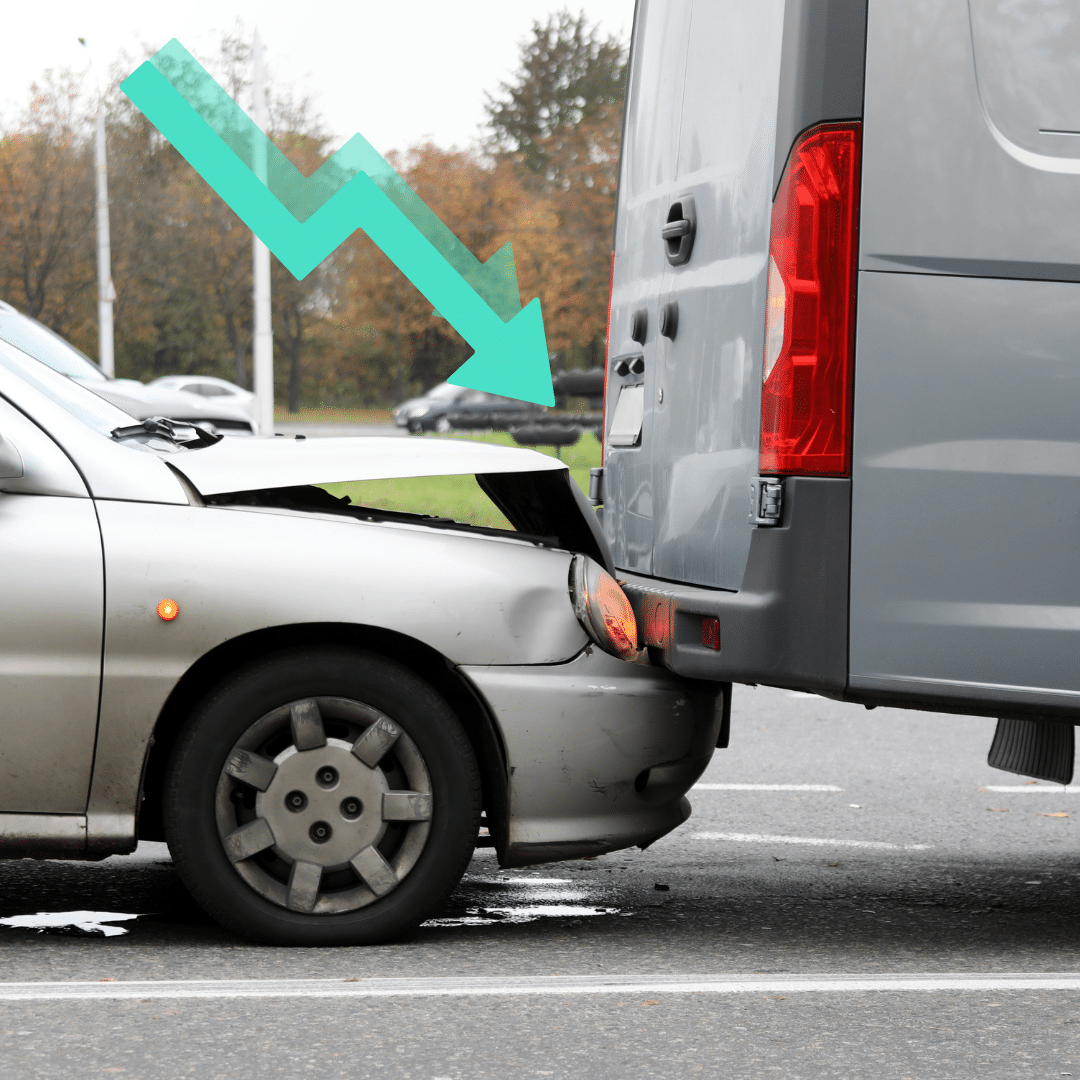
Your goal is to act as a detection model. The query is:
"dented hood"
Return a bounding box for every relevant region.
[170,434,566,496]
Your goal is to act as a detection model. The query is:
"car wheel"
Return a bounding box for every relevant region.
[434,417,452,434]
[163,648,480,945]
[407,420,423,434]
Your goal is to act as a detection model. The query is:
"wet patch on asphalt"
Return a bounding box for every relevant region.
[424,873,624,928]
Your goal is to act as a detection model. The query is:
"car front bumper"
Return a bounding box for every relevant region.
[462,648,723,867]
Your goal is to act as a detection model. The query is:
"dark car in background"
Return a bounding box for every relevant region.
[392,382,468,432]
[394,383,542,434]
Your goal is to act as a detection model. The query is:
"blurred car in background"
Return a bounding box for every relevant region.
[0,303,256,436]
[151,374,258,430]
[392,381,468,431]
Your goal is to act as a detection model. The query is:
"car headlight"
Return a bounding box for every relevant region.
[569,554,639,660]
[407,405,430,418]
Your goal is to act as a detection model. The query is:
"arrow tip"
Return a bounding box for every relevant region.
[447,297,554,406]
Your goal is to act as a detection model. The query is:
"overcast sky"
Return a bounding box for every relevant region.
[4,1,636,155]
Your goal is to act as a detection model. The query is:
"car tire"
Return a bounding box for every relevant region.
[434,417,452,434]
[163,647,480,945]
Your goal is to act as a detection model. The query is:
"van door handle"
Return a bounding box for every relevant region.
[663,196,696,266]
[661,220,691,240]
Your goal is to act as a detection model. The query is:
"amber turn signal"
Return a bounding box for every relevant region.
[156,598,179,621]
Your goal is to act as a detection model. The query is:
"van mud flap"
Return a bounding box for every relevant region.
[987,718,1075,785]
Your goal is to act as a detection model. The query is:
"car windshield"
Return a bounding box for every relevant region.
[0,309,109,382]
[0,329,136,437]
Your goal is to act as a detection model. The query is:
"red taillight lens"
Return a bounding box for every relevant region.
[602,250,614,461]
[760,124,861,477]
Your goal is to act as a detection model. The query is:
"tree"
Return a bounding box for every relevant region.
[0,71,96,338]
[483,10,626,370]
[334,143,529,402]
[485,9,626,186]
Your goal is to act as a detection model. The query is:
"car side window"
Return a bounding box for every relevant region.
[191,384,232,397]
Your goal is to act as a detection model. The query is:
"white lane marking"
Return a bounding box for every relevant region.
[0,973,1077,1001]
[690,832,931,851]
[0,912,142,937]
[693,784,842,792]
[980,785,1080,793]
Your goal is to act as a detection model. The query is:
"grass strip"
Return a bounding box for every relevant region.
[321,430,601,530]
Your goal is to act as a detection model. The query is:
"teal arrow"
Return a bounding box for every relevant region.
[120,45,553,405]
[148,40,521,322]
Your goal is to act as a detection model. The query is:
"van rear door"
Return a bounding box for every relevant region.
[604,0,693,577]
[606,0,786,589]
[648,0,786,589]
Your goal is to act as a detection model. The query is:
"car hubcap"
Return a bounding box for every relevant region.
[215,697,432,914]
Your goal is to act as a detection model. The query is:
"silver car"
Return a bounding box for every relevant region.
[149,374,259,431]
[0,333,721,945]
[0,303,256,435]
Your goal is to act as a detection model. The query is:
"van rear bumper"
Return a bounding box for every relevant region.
[618,477,851,694]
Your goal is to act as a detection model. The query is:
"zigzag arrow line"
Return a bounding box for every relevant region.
[148,39,522,323]
[120,55,553,405]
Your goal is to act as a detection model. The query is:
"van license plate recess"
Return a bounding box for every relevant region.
[607,384,645,448]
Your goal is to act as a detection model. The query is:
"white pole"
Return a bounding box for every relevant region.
[95,103,115,376]
[251,31,274,434]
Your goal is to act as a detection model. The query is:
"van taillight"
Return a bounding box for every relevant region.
[760,124,861,477]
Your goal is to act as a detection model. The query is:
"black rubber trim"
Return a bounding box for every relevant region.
[620,477,851,693]
[774,0,869,196]
[987,718,1075,785]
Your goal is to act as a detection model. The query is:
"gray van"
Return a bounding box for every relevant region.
[599,0,1080,783]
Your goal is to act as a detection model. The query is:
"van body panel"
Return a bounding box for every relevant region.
[622,476,849,691]
[861,0,1080,282]
[849,271,1080,697]
[605,0,694,576]
[969,0,1080,165]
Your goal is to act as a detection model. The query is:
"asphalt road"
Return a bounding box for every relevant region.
[2,686,1079,1079]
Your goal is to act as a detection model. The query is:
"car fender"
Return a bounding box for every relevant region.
[86,500,588,853]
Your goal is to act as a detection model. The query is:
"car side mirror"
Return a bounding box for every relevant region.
[0,431,24,479]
